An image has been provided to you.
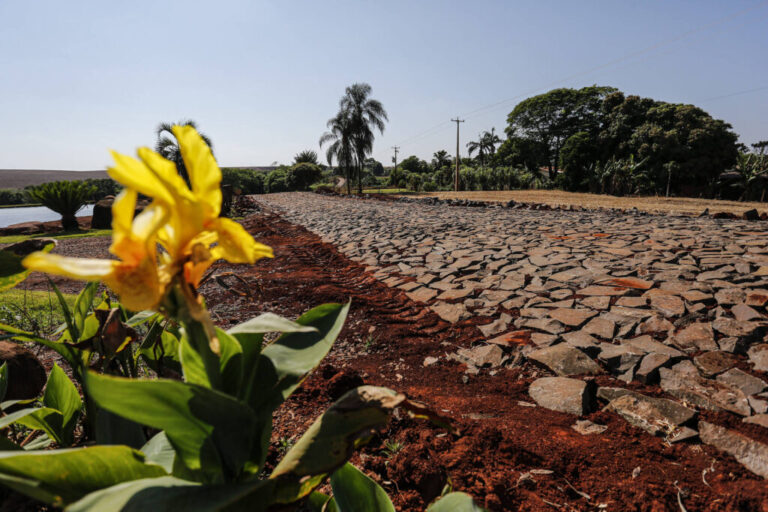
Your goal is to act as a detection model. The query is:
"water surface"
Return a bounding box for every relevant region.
[0,205,94,228]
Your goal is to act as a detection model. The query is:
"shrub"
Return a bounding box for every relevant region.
[266,168,289,193]
[25,180,96,230]
[0,189,25,205]
[82,178,121,200]
[221,168,265,194]
[286,163,323,191]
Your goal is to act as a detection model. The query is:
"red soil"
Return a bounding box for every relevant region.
[200,211,768,512]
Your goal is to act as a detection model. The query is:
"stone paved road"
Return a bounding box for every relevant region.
[258,192,768,476]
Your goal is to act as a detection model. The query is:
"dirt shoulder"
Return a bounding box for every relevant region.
[409,190,768,217]
[199,209,767,511]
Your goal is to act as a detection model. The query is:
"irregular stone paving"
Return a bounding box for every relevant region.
[258,192,768,478]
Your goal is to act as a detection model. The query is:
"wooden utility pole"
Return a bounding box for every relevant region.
[391,146,399,191]
[452,118,464,192]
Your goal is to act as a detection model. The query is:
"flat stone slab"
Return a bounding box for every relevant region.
[529,377,593,416]
[699,421,768,478]
[528,343,604,376]
[547,308,598,327]
[606,393,696,436]
[406,287,438,303]
[430,302,469,324]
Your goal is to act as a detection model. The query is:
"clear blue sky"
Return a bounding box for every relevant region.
[0,0,766,170]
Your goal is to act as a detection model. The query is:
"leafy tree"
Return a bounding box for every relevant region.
[466,128,502,170]
[26,180,96,230]
[155,120,214,183]
[493,136,548,172]
[221,168,265,194]
[339,83,388,194]
[320,111,355,194]
[364,157,385,176]
[431,150,451,171]
[265,168,289,193]
[287,162,323,191]
[399,155,429,174]
[559,131,600,191]
[294,149,319,165]
[506,86,617,178]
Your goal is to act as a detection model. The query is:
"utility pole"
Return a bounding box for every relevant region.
[452,118,464,192]
[391,146,399,192]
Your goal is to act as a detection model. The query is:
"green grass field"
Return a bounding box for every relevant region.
[0,229,111,244]
[0,288,77,336]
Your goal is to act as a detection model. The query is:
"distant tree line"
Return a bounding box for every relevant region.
[387,85,766,200]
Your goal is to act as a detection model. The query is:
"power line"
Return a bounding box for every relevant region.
[697,84,768,103]
[394,0,768,148]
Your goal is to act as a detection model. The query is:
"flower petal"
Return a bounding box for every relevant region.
[209,218,273,264]
[105,259,165,311]
[23,253,117,281]
[108,151,175,205]
[172,125,221,218]
[137,147,195,203]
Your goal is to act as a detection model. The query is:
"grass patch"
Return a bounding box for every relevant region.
[0,288,77,336]
[361,188,413,195]
[0,229,111,244]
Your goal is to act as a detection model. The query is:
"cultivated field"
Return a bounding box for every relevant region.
[0,169,108,188]
[412,189,768,216]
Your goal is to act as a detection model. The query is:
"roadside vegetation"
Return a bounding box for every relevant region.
[0,288,76,336]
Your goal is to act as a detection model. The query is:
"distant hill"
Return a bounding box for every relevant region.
[0,166,281,189]
[0,169,108,188]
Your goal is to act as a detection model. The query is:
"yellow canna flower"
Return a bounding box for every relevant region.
[107,125,273,288]
[23,125,273,314]
[23,189,168,311]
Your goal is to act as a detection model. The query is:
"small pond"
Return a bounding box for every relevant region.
[0,205,94,228]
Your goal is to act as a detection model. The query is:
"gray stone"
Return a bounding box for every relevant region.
[571,419,607,435]
[635,353,671,384]
[743,414,768,428]
[672,322,718,351]
[693,351,739,377]
[620,335,684,358]
[477,313,513,338]
[529,377,594,416]
[660,362,751,416]
[561,330,601,357]
[517,317,565,335]
[455,344,505,368]
[712,317,759,338]
[406,287,438,303]
[606,393,696,436]
[731,303,762,322]
[699,421,768,478]
[717,368,767,396]
[599,344,645,373]
[527,343,603,376]
[748,344,768,372]
[583,317,616,339]
[548,308,598,327]
[430,302,470,324]
[715,288,746,306]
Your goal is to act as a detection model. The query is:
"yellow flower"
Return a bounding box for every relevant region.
[23,125,273,312]
[107,125,273,287]
[23,189,168,311]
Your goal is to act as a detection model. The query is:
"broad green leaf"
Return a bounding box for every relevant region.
[306,492,340,512]
[270,386,404,503]
[330,463,395,512]
[0,239,55,291]
[79,314,100,342]
[141,432,176,474]
[67,475,275,512]
[140,330,181,375]
[179,329,213,389]
[22,434,51,451]
[249,302,350,412]
[226,312,318,337]
[126,310,161,327]
[0,363,7,402]
[73,282,98,338]
[216,328,244,396]
[0,407,66,446]
[0,324,82,379]
[427,492,488,512]
[50,279,77,341]
[94,406,146,449]
[0,445,167,506]
[43,364,82,441]
[85,372,257,481]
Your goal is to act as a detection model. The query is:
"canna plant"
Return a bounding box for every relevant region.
[0,126,482,511]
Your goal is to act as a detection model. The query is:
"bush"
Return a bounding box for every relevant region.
[25,180,96,230]
[83,178,121,200]
[266,168,289,193]
[286,163,323,191]
[221,168,265,194]
[0,189,26,205]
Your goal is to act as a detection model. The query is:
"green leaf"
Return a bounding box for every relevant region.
[330,463,395,512]
[0,239,55,291]
[270,386,404,503]
[85,372,257,482]
[250,302,349,412]
[66,475,275,512]
[427,492,488,512]
[73,282,98,339]
[50,279,77,341]
[140,330,181,375]
[179,329,213,389]
[42,364,82,442]
[126,310,161,327]
[0,363,7,402]
[140,432,176,474]
[226,312,318,337]
[0,407,66,446]
[306,492,339,512]
[94,406,146,449]
[0,445,167,506]
[216,328,243,397]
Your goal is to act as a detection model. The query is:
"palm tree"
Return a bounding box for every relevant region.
[339,83,388,194]
[294,150,319,165]
[319,111,355,195]
[432,150,451,170]
[155,120,214,183]
[467,128,502,171]
[26,180,96,231]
